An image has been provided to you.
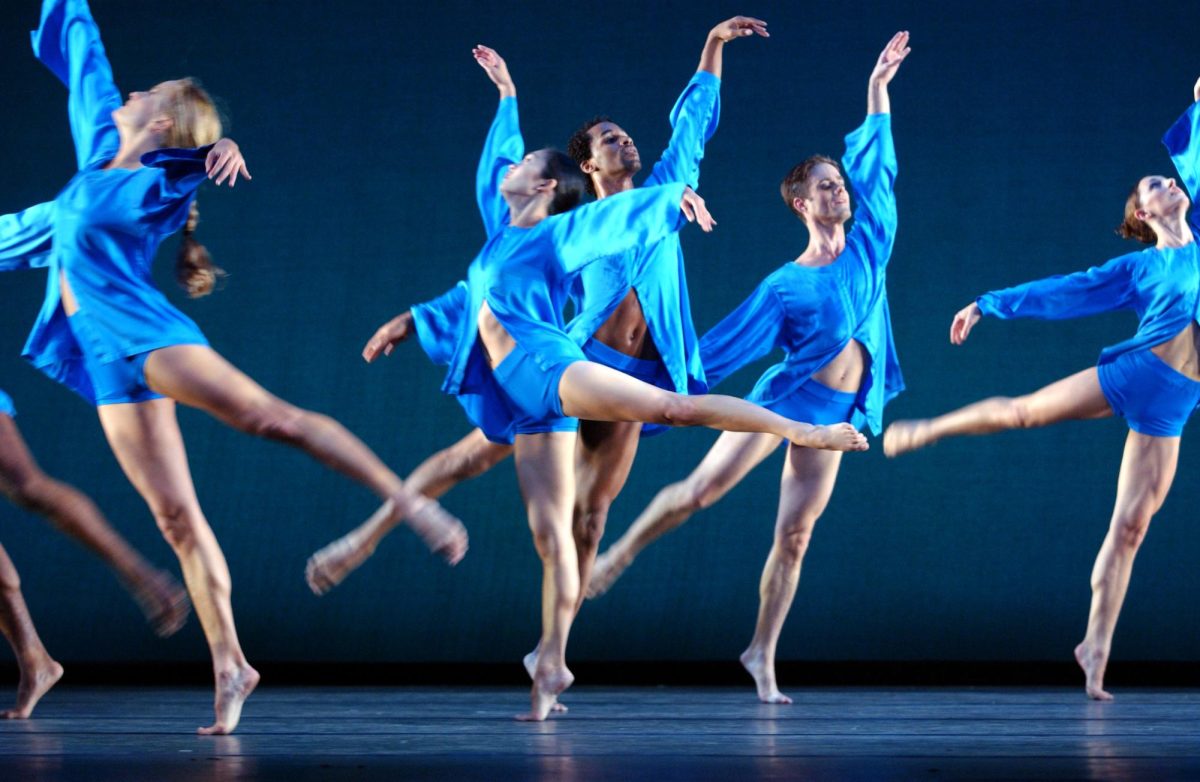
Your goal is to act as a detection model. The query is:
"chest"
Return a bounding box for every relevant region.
[55,168,154,237]
[1133,248,1200,307]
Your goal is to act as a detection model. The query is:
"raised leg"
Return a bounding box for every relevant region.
[0,415,188,636]
[884,367,1112,456]
[513,432,578,721]
[589,430,781,598]
[97,399,258,735]
[144,345,467,565]
[1074,430,1178,700]
[558,361,866,451]
[0,543,63,719]
[740,445,842,704]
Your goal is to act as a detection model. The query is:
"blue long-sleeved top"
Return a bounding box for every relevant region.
[697,114,903,436]
[976,100,1200,367]
[562,71,721,395]
[1,0,213,403]
[411,97,687,442]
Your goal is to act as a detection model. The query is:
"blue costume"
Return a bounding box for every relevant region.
[411,97,687,444]
[0,390,14,418]
[697,114,904,435]
[976,101,1200,437]
[0,0,213,406]
[564,71,720,397]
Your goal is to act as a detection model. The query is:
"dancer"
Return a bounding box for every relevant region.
[319,44,866,721]
[884,75,1200,702]
[4,0,467,734]
[587,33,911,705]
[0,390,189,718]
[306,17,768,602]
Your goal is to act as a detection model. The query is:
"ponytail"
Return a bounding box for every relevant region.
[1116,182,1158,245]
[175,200,226,298]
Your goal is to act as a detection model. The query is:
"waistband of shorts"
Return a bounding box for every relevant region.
[582,338,663,376]
[799,375,860,403]
[1132,348,1200,389]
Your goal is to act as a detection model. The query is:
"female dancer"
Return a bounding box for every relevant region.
[884,75,1200,701]
[321,45,866,721]
[0,390,188,718]
[306,17,767,607]
[587,33,911,705]
[5,0,467,734]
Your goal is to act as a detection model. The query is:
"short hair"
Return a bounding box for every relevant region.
[1115,180,1158,245]
[566,115,613,196]
[780,155,839,219]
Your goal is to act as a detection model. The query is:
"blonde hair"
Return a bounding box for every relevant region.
[164,79,226,297]
[1116,181,1157,245]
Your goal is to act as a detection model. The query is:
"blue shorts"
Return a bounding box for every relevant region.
[1098,348,1200,437]
[582,338,674,390]
[756,376,858,426]
[492,343,580,438]
[67,311,163,406]
[0,389,15,418]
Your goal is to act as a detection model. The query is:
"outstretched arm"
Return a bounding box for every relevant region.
[472,46,523,236]
[697,16,768,79]
[1163,73,1200,201]
[0,202,55,272]
[867,31,910,115]
[473,44,515,99]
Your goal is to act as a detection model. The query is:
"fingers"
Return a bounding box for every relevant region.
[362,337,382,363]
[680,195,697,223]
[734,16,769,37]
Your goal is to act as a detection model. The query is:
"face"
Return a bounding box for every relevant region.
[1136,175,1190,221]
[583,122,641,179]
[501,150,554,199]
[794,163,851,225]
[112,79,182,133]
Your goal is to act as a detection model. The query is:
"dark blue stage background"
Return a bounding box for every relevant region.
[1,0,1199,667]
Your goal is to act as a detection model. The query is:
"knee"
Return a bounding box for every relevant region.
[1113,510,1154,551]
[999,396,1036,429]
[151,499,200,551]
[574,498,612,551]
[442,444,498,482]
[775,521,816,565]
[235,399,310,444]
[659,395,703,429]
[530,518,571,562]
[676,477,723,514]
[3,470,52,513]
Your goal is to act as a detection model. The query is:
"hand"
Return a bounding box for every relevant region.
[363,311,415,362]
[709,16,769,43]
[205,139,251,187]
[949,302,982,345]
[473,45,515,97]
[870,31,911,86]
[680,186,716,232]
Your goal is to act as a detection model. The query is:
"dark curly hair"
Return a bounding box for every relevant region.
[566,115,613,196]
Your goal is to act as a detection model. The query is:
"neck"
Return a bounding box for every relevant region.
[1153,214,1194,250]
[593,173,635,200]
[795,219,847,266]
[106,129,162,170]
[506,193,552,228]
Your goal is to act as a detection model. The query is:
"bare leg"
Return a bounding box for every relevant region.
[884,367,1112,456]
[0,415,188,636]
[559,362,866,450]
[1074,430,1178,701]
[0,543,63,719]
[740,446,842,704]
[307,430,510,593]
[97,400,258,735]
[589,430,782,598]
[513,432,578,721]
[144,345,467,565]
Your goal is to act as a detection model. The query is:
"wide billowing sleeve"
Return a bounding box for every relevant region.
[644,71,721,188]
[140,145,216,233]
[31,0,122,170]
[842,114,898,268]
[1164,100,1200,203]
[0,202,55,272]
[476,97,524,237]
[976,254,1136,321]
[550,183,687,274]
[698,279,787,389]
[411,282,468,366]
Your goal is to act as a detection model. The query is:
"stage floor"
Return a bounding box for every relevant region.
[2,686,1199,781]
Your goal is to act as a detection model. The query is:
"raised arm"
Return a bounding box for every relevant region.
[698,279,786,389]
[867,31,910,116]
[362,282,468,365]
[1163,77,1200,201]
[32,0,122,170]
[0,202,56,272]
[473,46,523,236]
[697,16,768,79]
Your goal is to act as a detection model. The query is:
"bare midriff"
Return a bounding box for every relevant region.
[811,339,868,393]
[477,301,516,369]
[1150,322,1200,381]
[591,289,660,361]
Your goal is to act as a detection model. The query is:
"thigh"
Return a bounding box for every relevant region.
[687,429,783,500]
[96,399,202,514]
[514,432,578,532]
[558,361,675,423]
[575,420,642,503]
[1112,430,1180,520]
[1020,367,1113,427]
[0,415,43,496]
[776,446,843,533]
[144,344,286,426]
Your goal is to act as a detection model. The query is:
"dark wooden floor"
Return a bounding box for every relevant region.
[2,686,1200,781]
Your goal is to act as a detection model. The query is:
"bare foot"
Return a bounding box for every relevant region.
[197,665,261,735]
[306,535,373,595]
[1,659,64,719]
[740,648,792,705]
[882,420,934,457]
[131,569,191,637]
[796,423,868,452]
[404,500,469,565]
[1074,642,1113,701]
[586,549,631,599]
[522,648,566,712]
[516,664,575,721]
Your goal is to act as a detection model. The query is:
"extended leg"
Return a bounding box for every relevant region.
[0,543,62,719]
